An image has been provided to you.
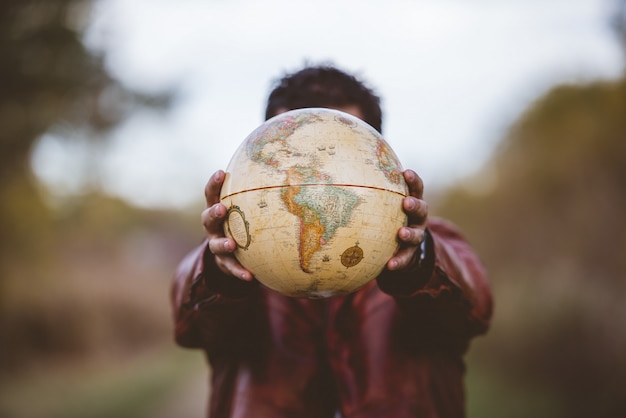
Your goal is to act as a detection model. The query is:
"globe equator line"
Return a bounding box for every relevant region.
[221,183,407,200]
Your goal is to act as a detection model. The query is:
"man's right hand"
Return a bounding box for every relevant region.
[201,170,254,282]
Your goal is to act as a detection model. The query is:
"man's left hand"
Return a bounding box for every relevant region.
[386,169,428,272]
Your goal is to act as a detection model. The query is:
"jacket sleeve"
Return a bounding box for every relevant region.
[376,217,493,344]
[170,240,258,350]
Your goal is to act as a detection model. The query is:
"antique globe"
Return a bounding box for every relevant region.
[220,108,408,298]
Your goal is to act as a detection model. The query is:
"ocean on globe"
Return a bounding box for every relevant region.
[220,108,408,298]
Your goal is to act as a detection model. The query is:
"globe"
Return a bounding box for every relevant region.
[220,108,408,298]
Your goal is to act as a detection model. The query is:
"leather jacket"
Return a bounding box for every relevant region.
[171,217,493,418]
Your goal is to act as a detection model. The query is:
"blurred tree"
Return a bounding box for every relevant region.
[434,76,626,417]
[0,0,171,176]
[0,0,175,370]
[0,0,171,280]
[437,7,626,416]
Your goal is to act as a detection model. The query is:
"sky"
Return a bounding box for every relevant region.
[32,0,624,209]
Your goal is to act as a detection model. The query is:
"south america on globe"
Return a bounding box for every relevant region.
[220,108,408,298]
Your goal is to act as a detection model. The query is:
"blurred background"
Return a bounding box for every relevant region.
[1,0,624,417]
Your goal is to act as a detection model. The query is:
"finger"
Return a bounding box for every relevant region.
[215,255,254,281]
[398,226,425,246]
[201,203,228,235]
[208,239,254,281]
[387,246,419,271]
[205,170,225,207]
[403,169,424,199]
[403,197,428,225]
[208,236,236,255]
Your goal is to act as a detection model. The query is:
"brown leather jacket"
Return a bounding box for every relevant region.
[171,217,493,418]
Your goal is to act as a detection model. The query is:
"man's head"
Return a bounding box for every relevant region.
[265,64,383,133]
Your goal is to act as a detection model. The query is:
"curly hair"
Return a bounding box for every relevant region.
[264,64,383,133]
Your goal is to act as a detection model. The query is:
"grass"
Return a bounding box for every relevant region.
[0,346,206,418]
[466,362,566,418]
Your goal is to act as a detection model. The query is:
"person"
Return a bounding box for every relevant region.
[171,64,493,418]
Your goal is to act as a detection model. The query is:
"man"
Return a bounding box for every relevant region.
[171,64,493,418]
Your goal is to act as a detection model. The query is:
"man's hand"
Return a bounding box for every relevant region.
[386,169,429,272]
[201,170,254,281]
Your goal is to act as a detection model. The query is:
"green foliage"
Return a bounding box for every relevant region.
[0,2,197,415]
[0,0,173,273]
[434,78,626,417]
[0,192,201,371]
[0,0,184,372]
[1,0,105,177]
[0,0,172,176]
